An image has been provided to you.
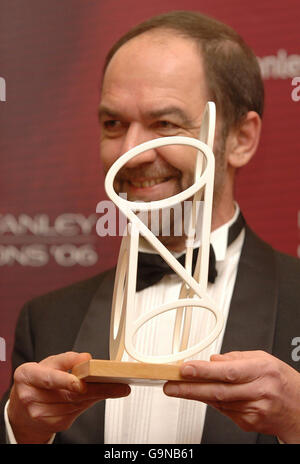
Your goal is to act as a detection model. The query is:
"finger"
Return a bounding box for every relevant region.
[210,351,246,362]
[208,398,266,413]
[40,352,92,371]
[14,362,84,393]
[164,379,261,403]
[210,350,268,362]
[207,399,270,434]
[52,381,131,402]
[23,403,100,434]
[16,378,131,408]
[27,397,100,419]
[28,400,97,420]
[84,382,131,399]
[180,358,262,384]
[204,401,256,433]
[27,383,131,417]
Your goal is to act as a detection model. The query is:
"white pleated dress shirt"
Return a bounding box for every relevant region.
[105,206,244,444]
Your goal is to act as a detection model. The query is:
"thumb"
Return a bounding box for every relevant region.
[40,351,92,371]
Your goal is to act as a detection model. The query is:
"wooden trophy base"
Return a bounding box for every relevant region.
[72,359,184,386]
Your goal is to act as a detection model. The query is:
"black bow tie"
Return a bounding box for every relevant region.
[136,212,245,292]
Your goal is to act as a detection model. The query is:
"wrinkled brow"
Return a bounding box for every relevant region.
[98,105,120,119]
[98,104,193,125]
[146,106,192,125]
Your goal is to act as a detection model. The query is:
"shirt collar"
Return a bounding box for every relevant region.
[210,203,240,262]
[138,202,241,261]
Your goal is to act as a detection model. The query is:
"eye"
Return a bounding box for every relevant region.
[102,120,122,130]
[152,120,180,133]
[157,121,177,129]
[101,119,127,138]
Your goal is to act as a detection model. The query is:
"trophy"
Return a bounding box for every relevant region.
[72,102,223,385]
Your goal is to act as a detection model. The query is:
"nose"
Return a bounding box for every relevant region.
[120,122,157,168]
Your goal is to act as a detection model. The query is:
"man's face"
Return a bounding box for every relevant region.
[99,31,224,205]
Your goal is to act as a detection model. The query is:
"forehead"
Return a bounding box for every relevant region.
[101,30,209,116]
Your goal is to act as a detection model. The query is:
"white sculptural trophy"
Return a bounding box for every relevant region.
[73,102,224,385]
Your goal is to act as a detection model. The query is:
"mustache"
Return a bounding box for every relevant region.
[115,163,181,183]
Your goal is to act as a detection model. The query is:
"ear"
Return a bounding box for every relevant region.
[226,111,262,168]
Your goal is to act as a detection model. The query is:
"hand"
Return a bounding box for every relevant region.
[8,351,130,444]
[164,350,300,443]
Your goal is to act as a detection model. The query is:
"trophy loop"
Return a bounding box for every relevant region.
[105,102,223,365]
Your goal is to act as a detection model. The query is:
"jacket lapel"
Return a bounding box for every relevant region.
[56,269,115,444]
[202,226,279,443]
[71,268,115,359]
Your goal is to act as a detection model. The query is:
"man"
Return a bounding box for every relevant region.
[1,10,300,444]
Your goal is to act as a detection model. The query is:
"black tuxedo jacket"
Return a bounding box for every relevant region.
[1,226,300,444]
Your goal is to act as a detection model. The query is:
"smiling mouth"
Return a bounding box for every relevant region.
[129,177,171,188]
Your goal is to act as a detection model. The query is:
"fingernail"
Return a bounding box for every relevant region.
[164,384,179,397]
[182,365,196,378]
[71,379,85,393]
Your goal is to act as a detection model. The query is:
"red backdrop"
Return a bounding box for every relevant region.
[0,0,299,396]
